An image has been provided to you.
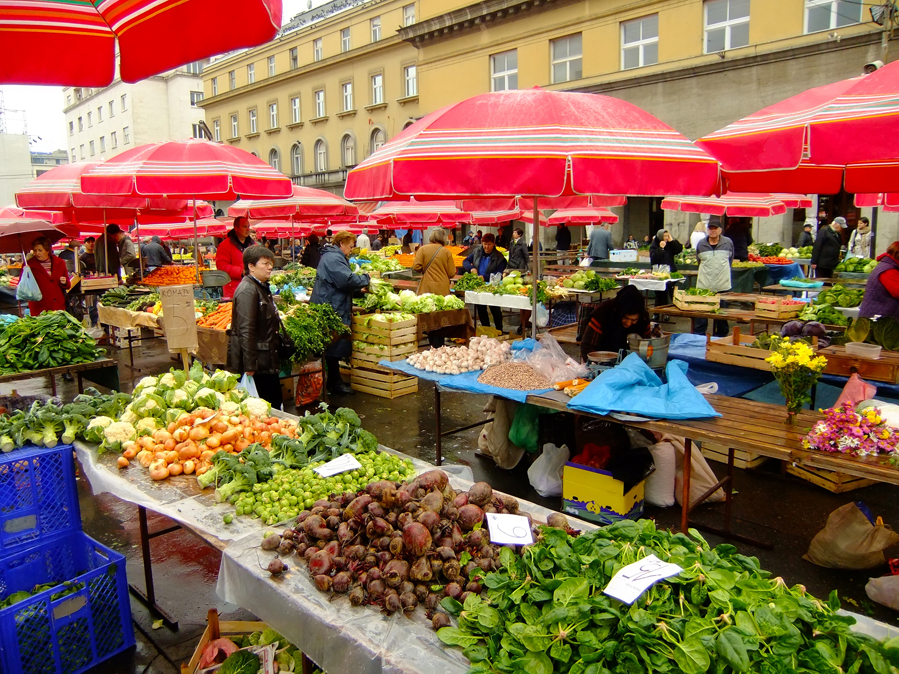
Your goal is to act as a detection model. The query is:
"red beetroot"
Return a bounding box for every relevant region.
[309,551,332,576]
[389,536,404,557]
[364,481,395,499]
[303,515,333,540]
[332,572,352,593]
[420,490,444,513]
[435,547,456,562]
[453,493,469,508]
[458,505,485,531]
[366,517,392,539]
[323,540,341,558]
[400,591,418,612]
[416,510,440,533]
[416,470,449,492]
[349,586,365,606]
[432,613,450,630]
[402,523,432,558]
[384,559,410,588]
[410,556,433,582]
[314,575,332,591]
[344,494,373,520]
[444,582,463,600]
[467,482,493,507]
[368,579,386,597]
[367,502,386,518]
[384,593,402,614]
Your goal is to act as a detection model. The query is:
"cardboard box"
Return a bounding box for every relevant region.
[562,462,647,525]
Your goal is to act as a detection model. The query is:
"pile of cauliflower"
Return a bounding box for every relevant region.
[406,336,511,375]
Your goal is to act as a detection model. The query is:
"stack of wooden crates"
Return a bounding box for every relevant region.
[346,314,419,398]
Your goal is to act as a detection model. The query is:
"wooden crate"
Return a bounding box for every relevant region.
[673,288,720,312]
[79,275,119,291]
[351,315,417,347]
[819,345,899,384]
[786,463,876,493]
[352,314,417,330]
[754,296,804,319]
[341,363,418,399]
[701,442,769,469]
[352,341,417,359]
[705,328,773,372]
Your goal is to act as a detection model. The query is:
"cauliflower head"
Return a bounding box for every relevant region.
[242,397,271,420]
[101,421,136,454]
[165,389,193,410]
[136,417,159,437]
[84,416,114,444]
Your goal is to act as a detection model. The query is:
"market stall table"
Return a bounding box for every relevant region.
[0,357,119,396]
[98,304,165,370]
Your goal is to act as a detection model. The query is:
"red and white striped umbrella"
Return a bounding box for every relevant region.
[0,0,281,86]
[662,193,799,217]
[369,198,471,225]
[0,206,69,225]
[80,139,293,200]
[546,207,619,225]
[251,220,313,238]
[855,193,899,212]
[346,89,719,200]
[229,185,358,220]
[771,194,813,209]
[697,61,899,193]
[132,218,230,240]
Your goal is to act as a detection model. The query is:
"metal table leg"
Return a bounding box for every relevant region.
[128,505,180,629]
[435,385,442,466]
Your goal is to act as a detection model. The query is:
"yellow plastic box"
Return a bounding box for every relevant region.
[562,462,646,525]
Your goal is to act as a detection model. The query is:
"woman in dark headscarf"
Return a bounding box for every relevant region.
[579,285,652,362]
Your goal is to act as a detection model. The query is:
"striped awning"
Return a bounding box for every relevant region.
[229,185,359,220]
[661,193,809,217]
[370,198,471,225]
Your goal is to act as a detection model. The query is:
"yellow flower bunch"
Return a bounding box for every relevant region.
[765,341,827,373]
[765,339,828,415]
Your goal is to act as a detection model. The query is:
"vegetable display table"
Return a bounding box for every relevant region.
[98,305,165,370]
[0,357,119,396]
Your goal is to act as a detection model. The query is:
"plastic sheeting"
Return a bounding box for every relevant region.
[439,369,552,403]
[567,353,720,420]
[668,333,774,398]
[765,261,805,285]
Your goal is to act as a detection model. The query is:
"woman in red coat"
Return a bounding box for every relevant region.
[216,216,253,300]
[26,237,69,316]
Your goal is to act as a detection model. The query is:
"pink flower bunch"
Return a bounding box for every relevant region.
[804,402,899,457]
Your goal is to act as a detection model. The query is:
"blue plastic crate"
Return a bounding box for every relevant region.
[0,531,133,674]
[0,444,81,558]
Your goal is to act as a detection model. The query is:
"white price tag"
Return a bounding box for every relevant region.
[602,554,682,605]
[313,454,362,477]
[486,513,534,546]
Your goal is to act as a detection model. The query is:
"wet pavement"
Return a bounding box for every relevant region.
[3,316,899,673]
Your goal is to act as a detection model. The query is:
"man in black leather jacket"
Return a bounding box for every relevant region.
[228,245,284,410]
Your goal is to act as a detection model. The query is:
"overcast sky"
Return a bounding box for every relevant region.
[0,0,327,154]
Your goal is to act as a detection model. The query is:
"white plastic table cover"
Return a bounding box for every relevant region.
[621,277,686,292]
[216,470,597,674]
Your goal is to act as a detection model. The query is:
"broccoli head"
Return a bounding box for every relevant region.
[197,451,239,490]
[335,407,361,429]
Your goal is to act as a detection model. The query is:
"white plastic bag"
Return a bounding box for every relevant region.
[527,443,570,497]
[535,303,549,328]
[16,267,42,302]
[238,373,259,398]
[866,575,899,611]
[578,257,593,267]
[515,333,588,384]
[645,442,677,507]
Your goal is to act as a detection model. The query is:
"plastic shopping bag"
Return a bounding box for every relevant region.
[804,502,899,569]
[15,267,41,303]
[527,443,570,497]
[866,575,899,611]
[535,303,549,328]
[834,373,877,409]
[578,257,593,267]
[238,373,259,399]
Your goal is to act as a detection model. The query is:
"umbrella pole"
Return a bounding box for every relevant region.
[135,215,143,281]
[193,199,200,284]
[532,198,539,341]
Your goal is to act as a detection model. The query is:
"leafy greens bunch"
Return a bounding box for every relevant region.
[438,519,896,674]
[0,311,104,374]
[281,302,350,365]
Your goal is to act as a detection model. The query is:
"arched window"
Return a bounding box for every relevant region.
[315,139,327,172]
[268,148,280,172]
[370,128,385,154]
[342,134,355,167]
[402,119,415,130]
[250,150,259,157]
[291,143,303,176]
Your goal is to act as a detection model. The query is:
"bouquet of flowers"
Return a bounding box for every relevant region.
[765,340,827,418]
[804,402,899,458]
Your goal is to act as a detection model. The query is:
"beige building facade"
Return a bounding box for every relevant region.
[31,149,68,178]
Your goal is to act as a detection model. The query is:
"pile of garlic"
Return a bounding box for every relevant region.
[407,336,511,375]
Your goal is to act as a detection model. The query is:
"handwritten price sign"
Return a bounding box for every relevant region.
[603,554,683,604]
[486,513,534,546]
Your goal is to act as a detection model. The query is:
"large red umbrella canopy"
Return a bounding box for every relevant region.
[80,139,294,200]
[252,221,313,238]
[697,61,899,193]
[546,207,618,225]
[0,206,68,225]
[370,198,471,225]
[855,193,899,212]
[229,185,359,220]
[345,89,720,200]
[0,0,281,86]
[134,218,230,240]
[661,193,810,217]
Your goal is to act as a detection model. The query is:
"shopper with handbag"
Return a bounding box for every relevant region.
[413,228,456,296]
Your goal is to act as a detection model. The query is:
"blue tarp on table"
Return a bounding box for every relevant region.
[766,262,804,285]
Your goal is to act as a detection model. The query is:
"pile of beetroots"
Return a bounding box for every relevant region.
[260,469,548,629]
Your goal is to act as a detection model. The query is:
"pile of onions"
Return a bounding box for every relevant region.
[407,336,510,375]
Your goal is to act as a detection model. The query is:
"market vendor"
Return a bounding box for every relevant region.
[692,217,733,338]
[94,224,131,280]
[300,234,322,269]
[228,245,284,411]
[507,227,530,271]
[26,236,69,316]
[414,228,457,347]
[142,235,174,272]
[79,237,97,274]
[859,241,899,319]
[463,232,507,332]
[649,228,683,306]
[310,230,371,396]
[579,285,651,362]
[216,215,254,300]
[811,216,847,279]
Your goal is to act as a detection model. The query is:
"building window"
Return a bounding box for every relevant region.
[249,109,257,133]
[313,38,323,61]
[87,112,92,127]
[192,124,204,139]
[78,117,83,131]
[231,114,238,138]
[342,134,355,167]
[292,144,303,175]
[290,47,298,69]
[315,140,327,172]
[269,148,280,172]
[121,94,127,111]
[213,120,221,142]
[89,140,95,156]
[314,90,325,118]
[267,56,276,77]
[66,95,72,106]
[229,71,236,90]
[110,132,117,148]
[269,103,278,128]
[341,28,351,52]
[109,101,114,117]
[186,61,203,75]
[212,77,218,96]
[71,148,76,161]
[248,64,255,84]
[621,14,659,69]
[705,0,749,52]
[371,128,385,154]
[79,144,85,159]
[291,96,301,123]
[342,82,353,111]
[805,0,862,32]
[100,136,106,152]
[190,91,204,107]
[371,74,383,104]
[97,105,103,122]
[404,65,417,97]
[68,121,74,136]
[371,17,381,42]
[123,126,130,143]
[490,50,518,91]
[551,34,582,83]
[404,4,415,25]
